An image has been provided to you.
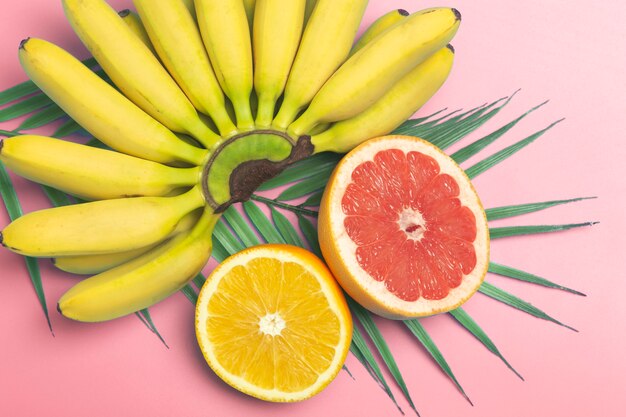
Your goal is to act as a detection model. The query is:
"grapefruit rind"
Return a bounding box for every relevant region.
[319,136,489,319]
[195,244,353,402]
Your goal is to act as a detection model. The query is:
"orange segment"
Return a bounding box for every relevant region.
[195,244,352,402]
[319,135,489,319]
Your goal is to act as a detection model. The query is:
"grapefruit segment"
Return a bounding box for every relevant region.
[319,135,489,319]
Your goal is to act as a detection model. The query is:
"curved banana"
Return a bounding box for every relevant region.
[19,38,206,166]
[312,46,455,153]
[290,8,460,135]
[0,186,205,257]
[253,0,306,127]
[350,9,408,56]
[53,209,202,275]
[196,0,255,130]
[58,209,219,322]
[118,9,155,53]
[62,0,219,148]
[0,135,200,201]
[133,0,237,137]
[271,0,369,130]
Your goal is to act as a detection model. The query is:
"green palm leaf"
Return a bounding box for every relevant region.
[0,162,52,333]
[448,307,523,380]
[479,281,576,331]
[465,119,564,178]
[297,214,322,258]
[350,323,404,414]
[349,299,418,415]
[53,119,86,138]
[0,94,55,122]
[136,309,169,348]
[489,222,597,239]
[270,207,305,247]
[451,100,548,163]
[222,204,260,247]
[17,105,67,130]
[488,262,585,295]
[404,318,472,404]
[485,197,596,221]
[242,201,286,244]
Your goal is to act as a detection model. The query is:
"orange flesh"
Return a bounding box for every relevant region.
[203,257,342,392]
[341,148,477,301]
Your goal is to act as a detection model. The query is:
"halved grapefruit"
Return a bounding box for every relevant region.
[318,135,489,319]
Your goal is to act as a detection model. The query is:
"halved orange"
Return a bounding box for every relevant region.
[318,135,489,319]
[195,244,353,402]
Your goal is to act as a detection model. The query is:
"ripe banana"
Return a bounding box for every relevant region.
[62,0,220,148]
[133,0,237,137]
[19,38,207,166]
[350,9,408,56]
[289,7,460,135]
[253,0,306,127]
[196,0,255,130]
[0,135,200,201]
[312,46,455,153]
[57,209,219,322]
[118,9,155,54]
[53,209,202,275]
[271,0,369,130]
[0,186,205,257]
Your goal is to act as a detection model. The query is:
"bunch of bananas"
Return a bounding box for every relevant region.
[0,0,460,322]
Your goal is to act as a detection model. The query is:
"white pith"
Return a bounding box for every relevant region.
[328,137,489,316]
[195,246,351,402]
[398,208,427,241]
[259,312,286,336]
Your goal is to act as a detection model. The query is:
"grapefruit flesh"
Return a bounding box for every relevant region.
[319,136,489,319]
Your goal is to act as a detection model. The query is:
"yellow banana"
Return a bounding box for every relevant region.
[19,38,206,166]
[271,0,369,130]
[350,9,408,56]
[196,0,255,130]
[290,8,460,135]
[118,9,156,53]
[243,0,256,29]
[253,0,306,127]
[62,0,220,148]
[0,186,205,257]
[53,209,202,275]
[312,46,455,154]
[0,135,200,201]
[58,209,219,322]
[303,0,317,27]
[133,0,237,137]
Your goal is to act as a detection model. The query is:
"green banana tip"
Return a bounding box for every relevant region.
[118,9,131,17]
[398,9,409,17]
[452,8,462,21]
[19,38,31,50]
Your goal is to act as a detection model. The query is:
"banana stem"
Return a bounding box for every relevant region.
[255,93,277,128]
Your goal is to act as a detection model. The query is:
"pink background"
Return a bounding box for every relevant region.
[1,1,625,416]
